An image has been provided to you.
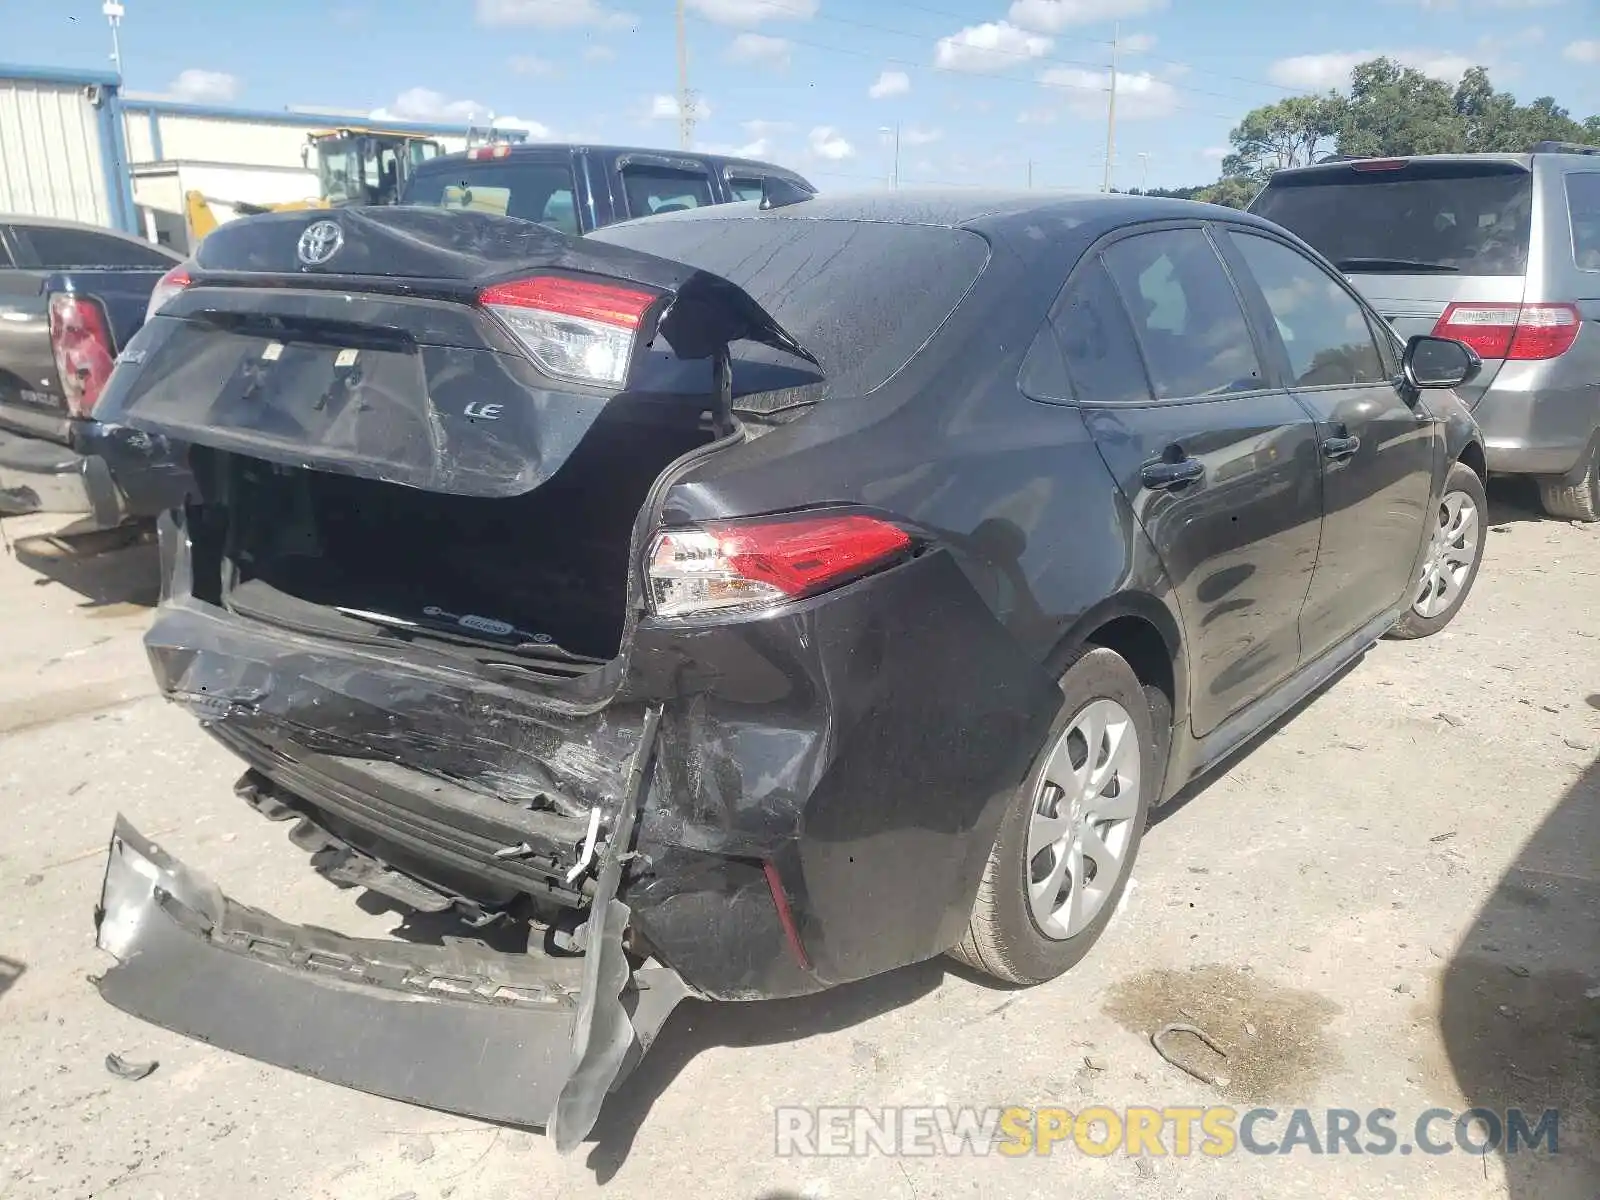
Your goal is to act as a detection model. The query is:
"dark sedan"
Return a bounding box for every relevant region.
[88,190,1488,1149]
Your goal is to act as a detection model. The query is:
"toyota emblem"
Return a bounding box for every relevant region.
[296,220,344,267]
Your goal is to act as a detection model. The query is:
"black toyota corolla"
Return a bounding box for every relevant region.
[89,188,1489,1149]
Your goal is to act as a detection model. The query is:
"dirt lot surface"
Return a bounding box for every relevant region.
[1,486,1596,1200]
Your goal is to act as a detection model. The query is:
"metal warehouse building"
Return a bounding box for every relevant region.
[0,62,524,249]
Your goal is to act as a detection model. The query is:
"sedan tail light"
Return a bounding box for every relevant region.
[1432,302,1581,361]
[144,264,191,323]
[48,293,117,418]
[647,513,913,617]
[479,275,661,388]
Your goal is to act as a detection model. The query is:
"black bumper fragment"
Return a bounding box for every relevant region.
[93,709,686,1151]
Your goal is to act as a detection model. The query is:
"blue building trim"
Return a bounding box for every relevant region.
[87,83,137,235]
[118,98,530,141]
[105,88,139,235]
[0,61,121,87]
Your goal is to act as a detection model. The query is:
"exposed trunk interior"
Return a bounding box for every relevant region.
[188,410,712,672]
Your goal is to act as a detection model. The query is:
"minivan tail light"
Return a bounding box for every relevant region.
[1432,302,1581,361]
[1351,158,1408,172]
[468,144,513,160]
[48,293,116,418]
[479,275,659,387]
[144,265,191,323]
[647,514,913,617]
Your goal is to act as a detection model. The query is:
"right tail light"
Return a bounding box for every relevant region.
[1432,302,1581,362]
[48,293,117,419]
[647,513,913,617]
[144,264,192,324]
[479,274,661,388]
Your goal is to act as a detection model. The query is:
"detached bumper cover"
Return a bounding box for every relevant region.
[93,711,687,1153]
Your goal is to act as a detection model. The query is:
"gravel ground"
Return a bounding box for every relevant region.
[1,485,1595,1200]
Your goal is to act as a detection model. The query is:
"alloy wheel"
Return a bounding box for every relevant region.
[1414,491,1479,619]
[1026,697,1142,940]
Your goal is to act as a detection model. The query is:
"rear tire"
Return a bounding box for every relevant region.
[1389,460,1488,640]
[948,647,1156,985]
[1536,439,1600,522]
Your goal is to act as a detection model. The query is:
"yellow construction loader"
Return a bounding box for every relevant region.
[183,126,448,244]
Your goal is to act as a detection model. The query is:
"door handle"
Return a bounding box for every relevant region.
[1321,435,1361,461]
[1141,457,1205,490]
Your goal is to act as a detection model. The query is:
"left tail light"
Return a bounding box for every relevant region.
[47,293,116,419]
[479,274,660,388]
[1432,302,1581,361]
[144,264,191,323]
[647,512,913,617]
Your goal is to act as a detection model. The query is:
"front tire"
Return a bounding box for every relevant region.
[1389,459,1488,640]
[948,647,1156,985]
[1537,438,1600,523]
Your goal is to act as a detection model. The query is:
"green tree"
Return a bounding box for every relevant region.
[1195,177,1260,210]
[1455,67,1591,150]
[1339,57,1467,156]
[1220,93,1346,180]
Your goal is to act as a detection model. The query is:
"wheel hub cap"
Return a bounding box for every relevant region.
[1026,697,1141,940]
[1413,490,1479,619]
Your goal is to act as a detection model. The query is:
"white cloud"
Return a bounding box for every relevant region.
[476,0,632,29]
[370,87,551,136]
[1018,106,1059,124]
[1008,0,1167,31]
[728,33,791,66]
[868,69,911,99]
[1267,50,1475,89]
[510,55,557,76]
[1040,66,1179,118]
[903,125,944,145]
[687,0,817,25]
[1122,32,1157,52]
[1564,39,1600,63]
[935,22,1053,73]
[697,137,772,158]
[808,125,854,160]
[1201,145,1229,160]
[649,93,713,120]
[743,118,793,136]
[584,45,617,62]
[168,69,239,103]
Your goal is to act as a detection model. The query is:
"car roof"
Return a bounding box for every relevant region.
[0,213,183,253]
[617,186,1286,239]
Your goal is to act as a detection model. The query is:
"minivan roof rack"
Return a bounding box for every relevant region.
[1528,140,1600,156]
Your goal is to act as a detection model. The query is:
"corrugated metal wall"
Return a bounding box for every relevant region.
[0,78,111,225]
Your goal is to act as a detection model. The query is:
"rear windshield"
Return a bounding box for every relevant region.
[590,217,989,399]
[1251,162,1533,276]
[402,161,580,235]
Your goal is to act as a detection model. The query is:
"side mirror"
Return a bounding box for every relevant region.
[1403,334,1481,390]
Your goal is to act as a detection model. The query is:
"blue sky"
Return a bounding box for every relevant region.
[6,0,1599,191]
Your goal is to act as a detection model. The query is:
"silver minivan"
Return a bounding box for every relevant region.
[1250,143,1600,519]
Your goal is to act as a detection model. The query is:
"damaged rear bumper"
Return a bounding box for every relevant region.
[93,707,689,1153]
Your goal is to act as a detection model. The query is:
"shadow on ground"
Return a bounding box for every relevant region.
[1485,476,1557,527]
[1440,752,1600,1199]
[5,520,159,610]
[584,959,948,1183]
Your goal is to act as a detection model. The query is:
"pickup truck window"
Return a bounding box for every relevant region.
[726,177,766,203]
[0,234,12,269]
[620,166,714,218]
[17,226,175,270]
[402,162,581,235]
[19,227,176,272]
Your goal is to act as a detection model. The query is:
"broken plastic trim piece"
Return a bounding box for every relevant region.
[92,704,683,1152]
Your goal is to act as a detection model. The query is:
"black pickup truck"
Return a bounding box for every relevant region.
[399,142,815,230]
[0,215,183,528]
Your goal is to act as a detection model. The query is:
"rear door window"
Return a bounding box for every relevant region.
[1100,229,1266,400]
[403,161,581,234]
[1250,161,1534,277]
[726,176,766,203]
[591,217,988,399]
[1021,258,1152,405]
[1229,232,1387,388]
[19,226,175,269]
[620,165,715,218]
[1567,172,1600,271]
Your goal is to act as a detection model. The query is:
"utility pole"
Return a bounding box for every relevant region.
[1138,151,1150,193]
[1102,22,1119,192]
[1027,158,1033,189]
[676,0,693,150]
[103,0,125,77]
